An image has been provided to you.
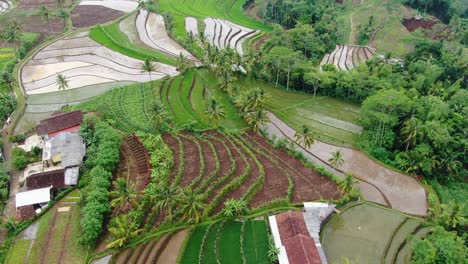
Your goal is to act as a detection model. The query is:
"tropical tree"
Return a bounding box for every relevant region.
[147,184,181,222]
[140,58,157,82]
[0,71,15,90]
[106,213,143,249]
[178,189,206,224]
[177,53,190,72]
[150,98,169,130]
[339,174,358,195]
[109,178,138,212]
[294,124,314,149]
[437,202,465,230]
[329,150,345,169]
[39,6,53,33]
[56,8,69,25]
[56,74,69,105]
[223,199,248,217]
[245,109,269,134]
[204,96,226,126]
[2,21,23,47]
[401,116,424,151]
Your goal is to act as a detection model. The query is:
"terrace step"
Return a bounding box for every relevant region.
[135,240,158,264]
[383,219,421,264]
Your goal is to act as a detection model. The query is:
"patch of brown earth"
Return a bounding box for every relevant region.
[402,17,438,32]
[72,5,125,28]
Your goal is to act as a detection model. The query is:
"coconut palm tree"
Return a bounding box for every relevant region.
[39,6,53,33]
[178,189,206,224]
[294,124,314,149]
[204,96,226,126]
[140,58,157,82]
[246,109,269,134]
[109,178,138,211]
[106,213,143,249]
[329,150,345,169]
[438,202,465,230]
[150,184,181,223]
[150,98,169,129]
[56,74,69,105]
[3,21,23,47]
[339,174,358,195]
[177,53,190,72]
[401,116,424,151]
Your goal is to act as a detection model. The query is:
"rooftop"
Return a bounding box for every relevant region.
[37,110,83,136]
[26,169,66,190]
[43,132,86,168]
[15,186,52,208]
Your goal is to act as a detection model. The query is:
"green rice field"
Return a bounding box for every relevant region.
[158,0,271,38]
[74,69,247,131]
[239,78,362,147]
[180,219,269,264]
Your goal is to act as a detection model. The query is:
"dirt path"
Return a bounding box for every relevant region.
[156,229,189,264]
[263,112,427,216]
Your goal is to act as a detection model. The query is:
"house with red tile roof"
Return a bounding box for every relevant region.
[36,110,83,138]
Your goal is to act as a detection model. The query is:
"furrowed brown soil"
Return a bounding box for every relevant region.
[245,131,341,202]
[178,135,201,187]
[194,139,217,189]
[204,131,246,203]
[162,134,181,185]
[72,5,125,28]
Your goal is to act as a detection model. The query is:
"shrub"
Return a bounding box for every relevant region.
[9,134,26,143]
[78,121,121,247]
[11,147,28,170]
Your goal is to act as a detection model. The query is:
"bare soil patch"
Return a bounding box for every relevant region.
[402,17,438,32]
[72,5,125,28]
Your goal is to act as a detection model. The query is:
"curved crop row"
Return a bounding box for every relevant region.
[21,32,178,95]
[202,18,260,55]
[320,44,375,71]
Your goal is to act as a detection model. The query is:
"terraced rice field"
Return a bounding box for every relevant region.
[113,229,189,264]
[240,78,362,147]
[158,0,271,38]
[77,0,138,12]
[0,0,11,13]
[264,112,428,216]
[20,31,178,95]
[76,69,246,131]
[200,17,260,55]
[136,9,200,64]
[320,45,375,71]
[71,5,125,28]
[161,130,340,217]
[180,219,269,264]
[321,203,423,264]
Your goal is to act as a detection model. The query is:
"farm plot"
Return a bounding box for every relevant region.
[136,9,200,64]
[320,44,376,71]
[6,190,88,264]
[241,77,362,147]
[264,111,428,216]
[321,203,422,264]
[75,69,246,131]
[112,229,189,264]
[77,0,138,12]
[0,0,11,13]
[202,18,260,55]
[20,31,178,95]
[0,46,14,71]
[71,5,125,28]
[179,219,269,264]
[160,130,340,218]
[158,0,270,38]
